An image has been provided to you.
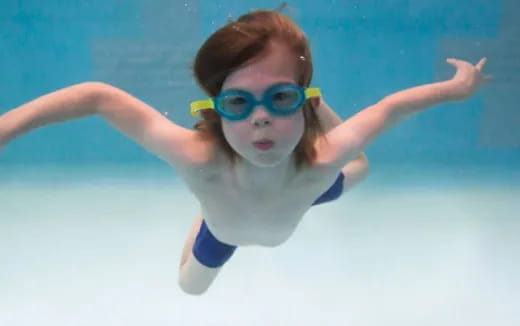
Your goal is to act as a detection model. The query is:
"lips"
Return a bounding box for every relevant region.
[253,139,275,150]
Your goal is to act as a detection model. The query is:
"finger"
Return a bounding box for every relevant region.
[446,58,461,67]
[476,57,487,71]
[482,75,493,82]
[446,58,459,65]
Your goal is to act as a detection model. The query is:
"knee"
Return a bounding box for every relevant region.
[177,261,216,296]
[178,276,209,296]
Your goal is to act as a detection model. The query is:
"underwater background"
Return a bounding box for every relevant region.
[1,0,518,325]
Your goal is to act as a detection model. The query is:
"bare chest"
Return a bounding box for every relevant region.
[182,165,339,247]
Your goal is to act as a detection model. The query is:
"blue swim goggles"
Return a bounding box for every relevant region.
[190,83,322,121]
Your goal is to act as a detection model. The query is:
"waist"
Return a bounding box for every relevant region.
[205,219,297,247]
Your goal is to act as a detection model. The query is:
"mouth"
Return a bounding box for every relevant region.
[253,139,275,151]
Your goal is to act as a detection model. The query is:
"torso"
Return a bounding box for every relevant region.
[173,139,343,247]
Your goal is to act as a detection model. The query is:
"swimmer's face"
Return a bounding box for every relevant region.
[221,42,305,167]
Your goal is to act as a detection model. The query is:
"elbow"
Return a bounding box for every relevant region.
[376,100,399,125]
[341,152,370,192]
[355,153,370,178]
[359,155,370,180]
[358,151,369,164]
[77,82,114,114]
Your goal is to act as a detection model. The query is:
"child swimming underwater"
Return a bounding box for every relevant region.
[0,9,489,295]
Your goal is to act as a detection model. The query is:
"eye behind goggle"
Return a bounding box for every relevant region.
[215,90,255,120]
[265,84,305,112]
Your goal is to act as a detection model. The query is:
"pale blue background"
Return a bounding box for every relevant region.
[1,0,518,166]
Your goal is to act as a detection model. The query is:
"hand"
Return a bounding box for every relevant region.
[446,57,492,100]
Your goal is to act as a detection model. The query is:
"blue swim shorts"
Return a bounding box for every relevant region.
[192,172,345,268]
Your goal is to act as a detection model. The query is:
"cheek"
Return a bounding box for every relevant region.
[222,113,305,146]
[222,121,251,145]
[276,113,305,141]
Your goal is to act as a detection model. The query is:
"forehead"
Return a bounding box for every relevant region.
[222,43,299,92]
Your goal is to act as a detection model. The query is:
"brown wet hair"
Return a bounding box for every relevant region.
[192,8,325,170]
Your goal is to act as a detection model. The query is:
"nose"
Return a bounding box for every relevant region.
[250,106,272,127]
[253,117,271,127]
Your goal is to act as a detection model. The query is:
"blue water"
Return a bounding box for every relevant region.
[1,0,519,325]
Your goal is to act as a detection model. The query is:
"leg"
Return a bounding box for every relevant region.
[179,212,203,267]
[178,212,221,295]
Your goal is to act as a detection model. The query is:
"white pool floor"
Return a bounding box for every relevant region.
[1,165,518,325]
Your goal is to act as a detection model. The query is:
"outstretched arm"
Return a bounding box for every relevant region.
[0,82,202,166]
[321,57,491,165]
[0,83,99,146]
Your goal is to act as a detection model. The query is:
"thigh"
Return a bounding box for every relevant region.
[180,212,204,267]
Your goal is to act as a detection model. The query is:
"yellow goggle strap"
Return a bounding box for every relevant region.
[190,99,215,117]
[305,87,321,99]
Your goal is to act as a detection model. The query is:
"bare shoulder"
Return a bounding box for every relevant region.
[313,103,388,168]
[89,82,223,173]
[171,132,224,174]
